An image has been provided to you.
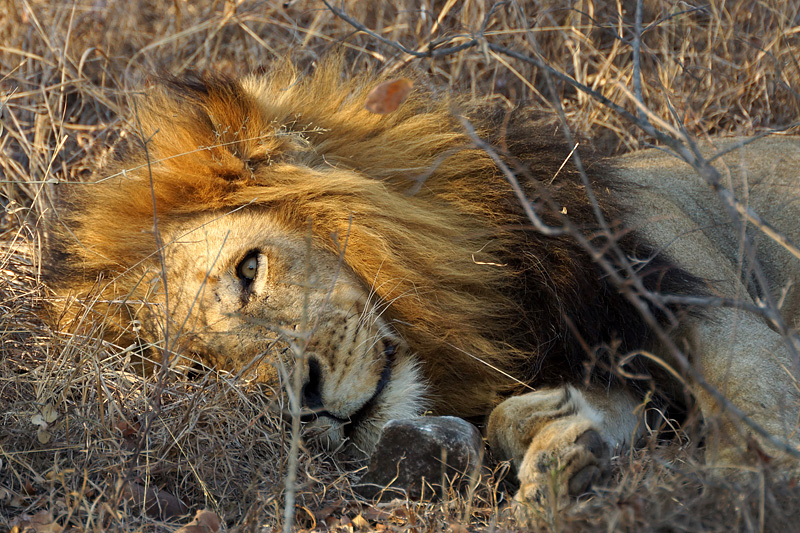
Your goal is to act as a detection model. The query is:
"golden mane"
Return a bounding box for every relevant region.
[49,59,539,415]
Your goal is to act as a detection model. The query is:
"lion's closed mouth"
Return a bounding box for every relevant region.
[299,343,395,434]
[342,344,395,436]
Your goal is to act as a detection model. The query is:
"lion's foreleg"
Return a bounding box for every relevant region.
[487,384,642,509]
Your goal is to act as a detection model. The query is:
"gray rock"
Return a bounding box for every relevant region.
[355,416,484,500]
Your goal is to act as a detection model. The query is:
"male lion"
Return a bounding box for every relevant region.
[46,59,800,506]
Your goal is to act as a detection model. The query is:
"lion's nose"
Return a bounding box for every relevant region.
[300,357,324,421]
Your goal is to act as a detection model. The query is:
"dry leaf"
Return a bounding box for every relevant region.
[361,507,392,522]
[365,78,413,114]
[32,404,59,443]
[36,429,51,444]
[9,510,63,533]
[175,509,221,533]
[122,481,187,519]
[115,419,140,438]
[312,504,337,521]
[41,404,58,423]
[351,514,369,530]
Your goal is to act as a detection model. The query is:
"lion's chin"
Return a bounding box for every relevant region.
[306,356,429,458]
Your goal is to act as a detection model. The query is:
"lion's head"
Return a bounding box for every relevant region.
[47,59,539,454]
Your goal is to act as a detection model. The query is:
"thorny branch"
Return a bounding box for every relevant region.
[325,1,800,263]
[459,122,800,460]
[324,1,800,459]
[128,100,174,476]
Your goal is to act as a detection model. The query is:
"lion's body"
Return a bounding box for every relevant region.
[489,137,800,504]
[47,60,800,505]
[615,139,800,462]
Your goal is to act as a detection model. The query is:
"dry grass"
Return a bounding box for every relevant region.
[2,0,800,531]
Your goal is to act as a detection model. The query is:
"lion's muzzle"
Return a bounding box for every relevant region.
[297,338,427,455]
[300,343,396,425]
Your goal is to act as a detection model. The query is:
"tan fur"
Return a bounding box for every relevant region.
[616,138,800,464]
[47,59,800,505]
[48,59,532,453]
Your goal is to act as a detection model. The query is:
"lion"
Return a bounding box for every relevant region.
[46,58,800,508]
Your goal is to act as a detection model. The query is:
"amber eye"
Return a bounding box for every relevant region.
[236,252,259,283]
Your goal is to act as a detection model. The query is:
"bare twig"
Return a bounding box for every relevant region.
[321,0,478,58]
[457,118,564,238]
[282,218,314,533]
[128,100,174,476]
[632,0,650,128]
[458,120,800,461]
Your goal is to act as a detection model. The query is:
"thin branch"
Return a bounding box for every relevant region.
[323,0,800,459]
[457,118,564,238]
[459,119,800,461]
[632,0,650,128]
[282,219,314,533]
[128,99,173,474]
[321,0,478,58]
[707,125,800,163]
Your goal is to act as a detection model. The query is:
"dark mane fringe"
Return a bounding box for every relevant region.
[485,108,705,390]
[46,57,704,419]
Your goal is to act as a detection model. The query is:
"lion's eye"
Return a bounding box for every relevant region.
[236,252,259,284]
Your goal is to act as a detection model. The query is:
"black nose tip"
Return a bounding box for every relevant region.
[300,357,323,421]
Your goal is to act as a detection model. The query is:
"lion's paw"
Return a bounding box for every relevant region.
[488,386,640,521]
[513,429,610,515]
